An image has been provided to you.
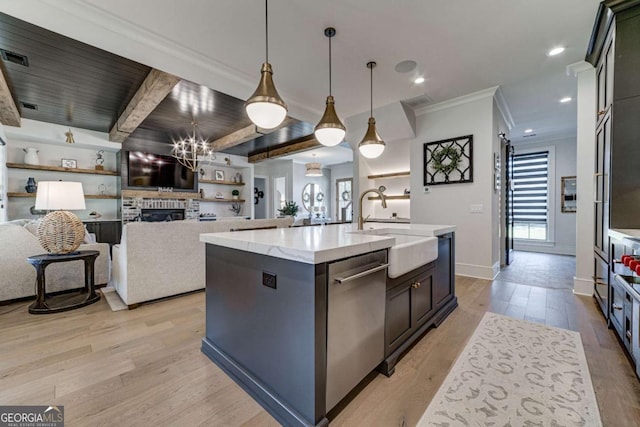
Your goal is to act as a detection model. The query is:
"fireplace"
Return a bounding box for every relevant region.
[140,208,185,222]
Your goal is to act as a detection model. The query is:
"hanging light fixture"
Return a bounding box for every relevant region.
[305,153,323,177]
[314,27,346,147]
[358,61,385,159]
[65,128,75,144]
[171,121,215,172]
[245,0,288,129]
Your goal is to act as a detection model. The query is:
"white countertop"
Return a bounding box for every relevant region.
[200,222,455,264]
[610,229,640,240]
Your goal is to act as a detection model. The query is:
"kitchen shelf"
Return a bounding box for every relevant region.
[6,163,119,176]
[367,171,410,180]
[199,179,245,186]
[200,198,246,203]
[8,192,119,200]
[367,195,410,200]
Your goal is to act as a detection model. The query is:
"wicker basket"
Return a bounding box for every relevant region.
[37,210,85,254]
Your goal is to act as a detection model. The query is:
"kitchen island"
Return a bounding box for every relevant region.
[200,223,456,426]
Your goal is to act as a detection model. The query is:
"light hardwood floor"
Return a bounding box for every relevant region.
[1,274,639,426]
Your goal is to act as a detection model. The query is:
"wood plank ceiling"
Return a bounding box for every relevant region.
[0,12,313,157]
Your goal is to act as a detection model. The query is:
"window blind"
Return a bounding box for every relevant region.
[512,151,548,224]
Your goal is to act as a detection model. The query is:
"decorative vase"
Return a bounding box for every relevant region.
[23,148,40,165]
[25,177,37,193]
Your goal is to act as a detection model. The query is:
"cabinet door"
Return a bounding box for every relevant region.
[594,114,611,259]
[434,234,454,307]
[594,253,609,320]
[385,283,412,355]
[410,268,434,327]
[610,281,624,336]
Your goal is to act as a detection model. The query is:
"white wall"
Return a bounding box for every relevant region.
[4,120,120,220]
[253,159,294,218]
[512,137,577,255]
[571,62,597,295]
[409,91,498,279]
[328,162,354,220]
[292,163,331,220]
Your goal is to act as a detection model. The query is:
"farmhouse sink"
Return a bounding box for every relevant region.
[382,233,438,278]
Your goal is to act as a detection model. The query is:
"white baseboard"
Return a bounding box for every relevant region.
[457,262,500,280]
[514,243,576,256]
[573,277,593,296]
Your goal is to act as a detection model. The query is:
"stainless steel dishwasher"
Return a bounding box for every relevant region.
[326,250,388,411]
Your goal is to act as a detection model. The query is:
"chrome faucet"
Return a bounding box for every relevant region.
[358,188,387,230]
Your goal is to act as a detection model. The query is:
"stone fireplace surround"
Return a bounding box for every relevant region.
[122,192,200,223]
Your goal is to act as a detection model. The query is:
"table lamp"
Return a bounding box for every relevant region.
[35,181,86,254]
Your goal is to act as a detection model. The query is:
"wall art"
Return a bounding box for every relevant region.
[423,135,473,185]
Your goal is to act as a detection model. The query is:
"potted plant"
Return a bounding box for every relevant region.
[278,200,299,217]
[231,189,240,200]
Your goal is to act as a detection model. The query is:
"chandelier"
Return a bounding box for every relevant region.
[171,121,215,172]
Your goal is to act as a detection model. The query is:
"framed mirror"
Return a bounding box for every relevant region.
[561,176,576,213]
[302,183,323,213]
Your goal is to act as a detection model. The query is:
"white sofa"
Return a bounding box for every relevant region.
[0,222,110,302]
[111,217,293,307]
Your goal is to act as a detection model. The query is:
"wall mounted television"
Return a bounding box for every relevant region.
[127,151,196,191]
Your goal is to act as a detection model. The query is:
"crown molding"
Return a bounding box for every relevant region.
[413,86,499,116]
[493,87,514,130]
[566,61,594,77]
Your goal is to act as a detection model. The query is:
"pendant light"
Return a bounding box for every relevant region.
[314,27,346,147]
[358,61,385,159]
[305,153,323,177]
[245,0,288,129]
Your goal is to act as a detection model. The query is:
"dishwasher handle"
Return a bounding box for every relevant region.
[334,263,389,284]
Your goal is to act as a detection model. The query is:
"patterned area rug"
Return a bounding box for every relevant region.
[100,287,127,311]
[418,312,602,426]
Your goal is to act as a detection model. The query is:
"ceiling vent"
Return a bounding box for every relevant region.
[20,102,38,110]
[522,133,537,138]
[0,49,29,67]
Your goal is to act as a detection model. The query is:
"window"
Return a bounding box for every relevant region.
[512,151,549,240]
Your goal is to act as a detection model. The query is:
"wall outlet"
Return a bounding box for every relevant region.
[469,204,484,213]
[423,187,430,194]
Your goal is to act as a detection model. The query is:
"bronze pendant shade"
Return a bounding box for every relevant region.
[358,61,385,159]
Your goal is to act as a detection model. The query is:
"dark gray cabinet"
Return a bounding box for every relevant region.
[381,232,457,376]
[587,1,640,321]
[385,263,435,357]
[84,220,121,247]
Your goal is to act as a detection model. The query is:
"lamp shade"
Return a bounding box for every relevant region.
[314,96,346,146]
[245,63,288,129]
[35,181,86,210]
[358,117,386,159]
[305,162,323,177]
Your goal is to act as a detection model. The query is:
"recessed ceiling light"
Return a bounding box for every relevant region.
[414,77,425,84]
[524,128,533,133]
[559,97,572,103]
[547,46,565,56]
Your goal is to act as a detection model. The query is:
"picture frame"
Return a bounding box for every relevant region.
[61,158,77,168]
[214,170,225,181]
[423,135,473,185]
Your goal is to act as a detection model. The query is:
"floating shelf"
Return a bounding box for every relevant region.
[199,179,245,186]
[367,171,410,180]
[122,189,200,199]
[6,163,119,176]
[8,192,119,200]
[200,198,246,203]
[367,195,410,200]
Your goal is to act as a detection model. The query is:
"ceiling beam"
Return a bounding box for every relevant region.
[248,135,320,163]
[0,68,20,127]
[211,116,296,152]
[109,69,180,142]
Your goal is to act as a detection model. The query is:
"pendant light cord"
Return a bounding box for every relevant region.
[265,0,269,63]
[329,33,332,96]
[370,64,373,117]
